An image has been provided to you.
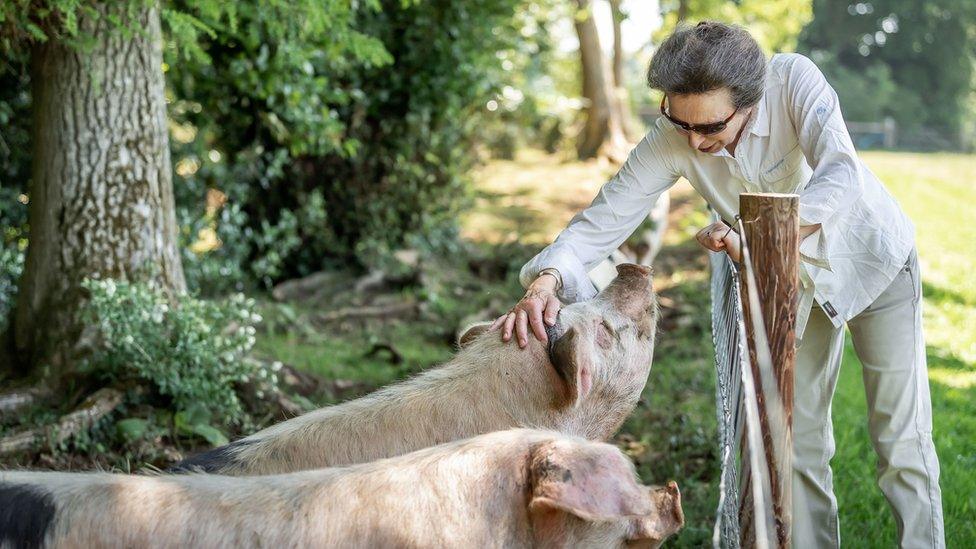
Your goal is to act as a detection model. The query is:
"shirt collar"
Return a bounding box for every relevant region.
[746,95,770,137]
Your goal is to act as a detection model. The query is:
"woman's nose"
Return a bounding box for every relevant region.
[688,132,706,149]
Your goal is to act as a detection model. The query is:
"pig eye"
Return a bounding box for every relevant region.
[597,319,620,350]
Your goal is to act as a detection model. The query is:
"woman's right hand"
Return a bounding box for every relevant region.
[489,273,561,349]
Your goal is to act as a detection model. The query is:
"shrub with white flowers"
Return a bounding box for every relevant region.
[81,278,264,430]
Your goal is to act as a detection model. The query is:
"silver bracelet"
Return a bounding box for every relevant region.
[538,269,562,291]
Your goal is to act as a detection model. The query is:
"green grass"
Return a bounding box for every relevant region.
[829,152,976,547]
[260,150,974,547]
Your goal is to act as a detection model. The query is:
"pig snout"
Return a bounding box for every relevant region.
[599,263,655,333]
[652,481,684,534]
[627,481,685,547]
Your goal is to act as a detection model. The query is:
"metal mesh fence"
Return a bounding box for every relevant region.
[709,216,785,549]
[710,251,745,548]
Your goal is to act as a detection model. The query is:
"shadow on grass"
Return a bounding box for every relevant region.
[831,338,974,548]
[922,280,975,308]
[926,345,972,372]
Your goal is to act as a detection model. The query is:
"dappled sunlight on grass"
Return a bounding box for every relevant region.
[462,149,620,244]
[862,151,976,366]
[832,151,975,547]
[928,368,976,389]
[265,148,972,547]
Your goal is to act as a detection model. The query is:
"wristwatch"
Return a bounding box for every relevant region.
[538,268,563,291]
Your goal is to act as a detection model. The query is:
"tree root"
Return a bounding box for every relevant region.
[0,387,123,456]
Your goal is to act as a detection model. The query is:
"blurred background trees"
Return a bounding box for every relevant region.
[798,0,976,150]
[1,0,974,373]
[0,5,973,540]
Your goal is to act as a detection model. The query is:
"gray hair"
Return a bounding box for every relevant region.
[647,21,766,108]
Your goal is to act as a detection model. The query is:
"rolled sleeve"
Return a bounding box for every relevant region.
[787,54,866,271]
[520,130,679,303]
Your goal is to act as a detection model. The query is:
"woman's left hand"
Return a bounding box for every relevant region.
[695,221,741,262]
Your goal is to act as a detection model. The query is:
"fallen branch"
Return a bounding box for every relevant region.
[0,387,123,456]
[272,271,344,302]
[312,301,417,325]
[0,387,52,418]
[365,342,404,365]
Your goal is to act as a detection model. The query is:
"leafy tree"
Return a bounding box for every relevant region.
[0,2,185,376]
[0,0,392,377]
[656,0,814,53]
[799,0,976,147]
[575,0,631,162]
[167,0,522,284]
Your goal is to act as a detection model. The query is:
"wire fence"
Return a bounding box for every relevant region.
[710,213,790,549]
[710,250,745,547]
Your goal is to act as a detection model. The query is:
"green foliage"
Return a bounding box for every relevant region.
[159,0,393,291]
[0,55,30,325]
[0,0,160,64]
[167,0,523,288]
[656,0,814,53]
[807,50,902,122]
[80,278,267,431]
[0,242,23,328]
[799,0,976,148]
[476,1,581,158]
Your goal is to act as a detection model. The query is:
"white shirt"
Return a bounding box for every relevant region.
[520,53,915,335]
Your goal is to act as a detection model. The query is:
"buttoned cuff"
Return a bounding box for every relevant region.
[798,224,831,271]
[538,268,563,291]
[798,202,835,272]
[520,248,598,304]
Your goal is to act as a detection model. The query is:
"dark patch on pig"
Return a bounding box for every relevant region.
[548,327,575,384]
[533,455,573,484]
[544,321,560,363]
[167,439,255,473]
[0,482,56,549]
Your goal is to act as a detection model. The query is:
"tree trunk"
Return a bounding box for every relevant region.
[607,0,638,141]
[676,0,690,23]
[5,2,185,377]
[574,0,630,163]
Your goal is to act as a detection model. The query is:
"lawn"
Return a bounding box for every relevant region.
[830,152,976,548]
[256,149,974,547]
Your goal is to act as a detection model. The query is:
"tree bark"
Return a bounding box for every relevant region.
[574,0,630,162]
[609,0,625,89]
[676,0,690,23]
[737,193,798,549]
[5,2,185,377]
[607,0,638,141]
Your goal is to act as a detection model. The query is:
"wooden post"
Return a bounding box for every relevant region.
[737,193,798,548]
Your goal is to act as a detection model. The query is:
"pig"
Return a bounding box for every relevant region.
[171,264,658,475]
[0,429,684,548]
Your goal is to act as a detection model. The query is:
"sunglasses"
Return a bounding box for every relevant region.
[660,96,739,136]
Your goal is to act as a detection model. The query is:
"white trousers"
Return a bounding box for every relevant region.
[792,250,945,548]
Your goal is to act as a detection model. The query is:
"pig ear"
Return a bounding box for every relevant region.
[457,322,492,349]
[627,482,685,545]
[527,440,651,524]
[549,328,592,407]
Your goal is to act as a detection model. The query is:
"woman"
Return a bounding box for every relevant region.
[490,22,944,548]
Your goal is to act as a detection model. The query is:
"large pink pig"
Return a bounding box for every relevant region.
[172,264,658,475]
[1,429,683,548]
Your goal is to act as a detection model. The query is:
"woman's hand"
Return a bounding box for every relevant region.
[489,273,561,349]
[695,221,741,262]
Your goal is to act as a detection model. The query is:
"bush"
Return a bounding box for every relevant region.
[166,0,525,288]
[80,278,269,435]
[0,243,23,329]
